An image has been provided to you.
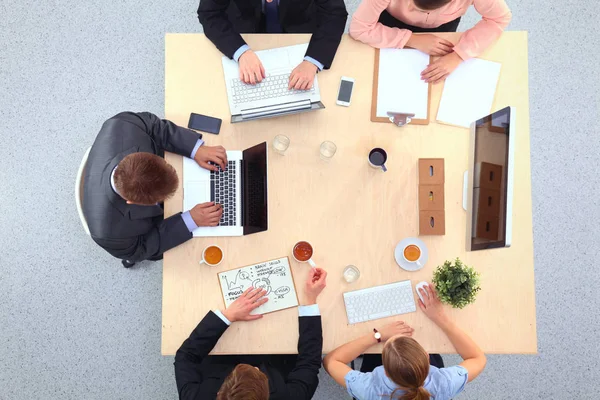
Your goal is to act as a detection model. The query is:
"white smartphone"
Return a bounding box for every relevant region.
[336,76,355,107]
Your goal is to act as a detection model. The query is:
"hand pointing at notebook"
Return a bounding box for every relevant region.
[222,287,269,322]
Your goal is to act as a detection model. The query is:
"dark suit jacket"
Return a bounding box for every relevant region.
[197,0,347,69]
[174,311,323,399]
[83,112,202,262]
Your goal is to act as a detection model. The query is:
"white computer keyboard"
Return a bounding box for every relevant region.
[343,280,417,325]
[231,73,315,104]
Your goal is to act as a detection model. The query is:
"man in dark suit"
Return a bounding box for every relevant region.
[174,267,328,400]
[197,0,347,90]
[83,111,227,267]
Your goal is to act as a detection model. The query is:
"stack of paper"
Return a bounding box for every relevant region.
[436,59,502,128]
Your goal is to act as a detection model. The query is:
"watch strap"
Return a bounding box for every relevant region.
[373,328,381,343]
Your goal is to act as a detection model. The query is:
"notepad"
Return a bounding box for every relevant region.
[218,257,299,315]
[372,48,430,123]
[436,58,502,128]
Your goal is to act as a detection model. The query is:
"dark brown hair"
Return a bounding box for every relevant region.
[382,336,432,400]
[413,0,452,11]
[114,153,178,205]
[217,364,269,400]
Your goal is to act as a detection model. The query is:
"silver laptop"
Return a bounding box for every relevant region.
[183,142,268,237]
[222,43,325,123]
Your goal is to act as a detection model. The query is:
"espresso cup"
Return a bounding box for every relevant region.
[199,245,223,267]
[292,241,316,268]
[368,148,388,172]
[402,244,422,268]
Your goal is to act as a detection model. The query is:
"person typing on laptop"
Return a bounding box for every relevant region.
[197,0,347,90]
[174,268,327,400]
[83,111,227,268]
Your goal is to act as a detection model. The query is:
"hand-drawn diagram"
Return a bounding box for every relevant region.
[223,270,252,292]
[218,257,299,315]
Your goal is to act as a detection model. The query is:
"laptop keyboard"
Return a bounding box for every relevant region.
[210,161,237,227]
[231,73,315,105]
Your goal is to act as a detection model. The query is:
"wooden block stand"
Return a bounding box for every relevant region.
[418,159,445,235]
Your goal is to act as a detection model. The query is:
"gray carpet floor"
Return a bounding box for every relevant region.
[1,0,599,399]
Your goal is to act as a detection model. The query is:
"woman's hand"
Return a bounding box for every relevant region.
[406,34,454,56]
[377,320,414,341]
[418,283,449,326]
[420,52,462,83]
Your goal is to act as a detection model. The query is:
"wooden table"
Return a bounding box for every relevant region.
[162,32,536,355]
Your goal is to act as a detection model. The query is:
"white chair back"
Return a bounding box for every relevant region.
[75,147,92,235]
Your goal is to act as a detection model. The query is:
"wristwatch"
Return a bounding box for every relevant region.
[373,328,382,343]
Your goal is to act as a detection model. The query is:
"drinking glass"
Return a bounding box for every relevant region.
[320,141,337,160]
[273,135,290,154]
[343,265,360,283]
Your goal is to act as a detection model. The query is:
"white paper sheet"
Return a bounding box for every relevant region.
[376,48,430,120]
[436,58,502,128]
[218,257,299,315]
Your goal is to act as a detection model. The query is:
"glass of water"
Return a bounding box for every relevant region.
[343,265,360,283]
[273,135,290,155]
[320,141,337,160]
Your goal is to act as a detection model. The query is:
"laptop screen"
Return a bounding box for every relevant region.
[242,142,268,235]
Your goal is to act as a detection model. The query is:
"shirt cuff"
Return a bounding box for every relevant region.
[298,304,320,317]
[181,211,199,233]
[213,310,232,326]
[233,44,250,62]
[189,139,204,159]
[303,56,324,71]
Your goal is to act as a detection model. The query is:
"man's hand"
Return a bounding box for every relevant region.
[418,283,450,326]
[239,50,265,84]
[406,34,454,56]
[190,202,222,227]
[377,321,414,341]
[194,145,227,172]
[222,287,269,322]
[421,52,462,84]
[288,61,318,90]
[303,267,327,305]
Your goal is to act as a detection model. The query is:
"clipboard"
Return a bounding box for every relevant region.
[217,256,300,316]
[371,48,432,125]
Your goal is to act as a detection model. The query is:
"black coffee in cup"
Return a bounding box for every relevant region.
[369,148,388,172]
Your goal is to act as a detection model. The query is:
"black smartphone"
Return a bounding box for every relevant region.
[188,113,222,134]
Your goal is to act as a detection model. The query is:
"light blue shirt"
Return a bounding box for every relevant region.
[214,304,320,325]
[110,139,204,233]
[345,365,468,400]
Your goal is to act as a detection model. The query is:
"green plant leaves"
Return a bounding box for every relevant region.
[432,257,480,309]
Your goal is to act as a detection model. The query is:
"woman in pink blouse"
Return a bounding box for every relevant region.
[349,0,511,83]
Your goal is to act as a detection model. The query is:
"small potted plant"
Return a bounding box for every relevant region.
[432,258,481,309]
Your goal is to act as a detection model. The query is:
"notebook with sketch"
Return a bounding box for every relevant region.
[371,48,431,124]
[436,58,502,128]
[218,257,299,315]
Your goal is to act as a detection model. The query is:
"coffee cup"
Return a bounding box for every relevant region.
[292,241,316,268]
[402,244,422,268]
[199,245,224,267]
[368,148,388,172]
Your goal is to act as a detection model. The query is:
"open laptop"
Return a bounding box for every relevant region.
[183,142,268,237]
[222,43,325,123]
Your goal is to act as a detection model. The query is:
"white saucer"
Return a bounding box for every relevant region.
[394,237,428,272]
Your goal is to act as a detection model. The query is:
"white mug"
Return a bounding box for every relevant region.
[402,245,423,268]
[292,241,317,268]
[198,245,223,267]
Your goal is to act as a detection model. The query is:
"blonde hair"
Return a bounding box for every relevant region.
[382,336,432,400]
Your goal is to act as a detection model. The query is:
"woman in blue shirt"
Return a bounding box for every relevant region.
[323,283,487,400]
